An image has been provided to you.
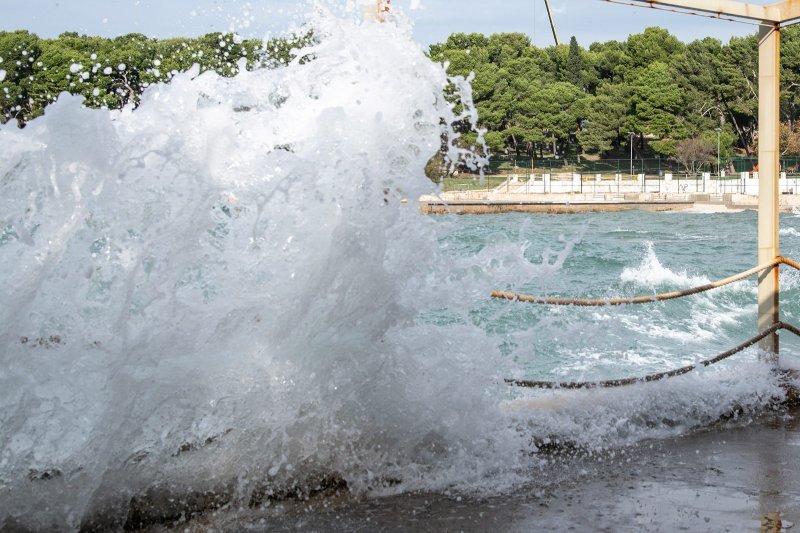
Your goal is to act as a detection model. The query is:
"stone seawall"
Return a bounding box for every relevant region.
[420,201,694,215]
[418,192,800,215]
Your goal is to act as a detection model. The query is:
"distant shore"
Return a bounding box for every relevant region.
[419,192,800,215]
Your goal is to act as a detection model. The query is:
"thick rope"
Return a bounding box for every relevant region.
[492,256,798,306]
[781,256,800,272]
[506,321,798,389]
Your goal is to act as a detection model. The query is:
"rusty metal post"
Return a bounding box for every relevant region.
[758,23,781,355]
[373,0,390,22]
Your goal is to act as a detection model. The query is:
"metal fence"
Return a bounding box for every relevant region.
[442,156,800,193]
[477,156,800,177]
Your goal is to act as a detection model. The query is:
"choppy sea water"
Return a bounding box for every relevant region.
[430,209,800,445]
[444,210,800,382]
[1,4,799,530]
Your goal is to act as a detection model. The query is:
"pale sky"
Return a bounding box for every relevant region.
[0,0,764,48]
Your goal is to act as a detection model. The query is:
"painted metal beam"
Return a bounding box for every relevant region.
[757,24,781,354]
[774,0,800,23]
[623,0,780,22]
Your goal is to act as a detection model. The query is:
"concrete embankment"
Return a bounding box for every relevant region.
[419,192,800,215]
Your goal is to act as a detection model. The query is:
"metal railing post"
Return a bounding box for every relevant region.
[758,22,781,355]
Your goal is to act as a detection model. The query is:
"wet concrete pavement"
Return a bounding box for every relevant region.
[173,408,800,532]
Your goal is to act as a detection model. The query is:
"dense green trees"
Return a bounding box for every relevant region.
[431,26,800,159]
[0,30,309,126]
[5,25,800,161]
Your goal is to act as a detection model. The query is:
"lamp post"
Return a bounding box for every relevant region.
[628,131,635,190]
[716,127,721,178]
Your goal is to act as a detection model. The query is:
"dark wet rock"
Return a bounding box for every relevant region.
[0,515,38,533]
[125,450,150,466]
[20,335,64,349]
[77,481,235,532]
[172,429,233,457]
[27,468,62,482]
[248,475,348,507]
[122,485,234,531]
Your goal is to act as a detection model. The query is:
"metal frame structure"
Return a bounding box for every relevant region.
[607,1,800,23]
[375,0,391,22]
[602,0,800,354]
[544,0,560,45]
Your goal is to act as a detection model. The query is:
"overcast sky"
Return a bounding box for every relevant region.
[0,0,763,47]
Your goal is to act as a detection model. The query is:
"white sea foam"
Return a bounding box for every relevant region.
[620,242,710,288]
[0,7,519,527]
[781,267,800,290]
[504,358,785,450]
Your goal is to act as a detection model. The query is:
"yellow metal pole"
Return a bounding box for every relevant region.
[543,0,560,45]
[758,23,781,355]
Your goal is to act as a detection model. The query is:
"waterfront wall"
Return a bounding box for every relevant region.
[418,191,800,215]
[485,172,800,196]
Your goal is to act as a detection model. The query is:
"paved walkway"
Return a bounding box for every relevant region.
[170,409,800,532]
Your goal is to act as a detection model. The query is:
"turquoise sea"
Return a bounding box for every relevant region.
[437,211,800,383]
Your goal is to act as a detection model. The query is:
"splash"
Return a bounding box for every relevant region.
[0,6,518,528]
[504,360,784,450]
[620,242,710,289]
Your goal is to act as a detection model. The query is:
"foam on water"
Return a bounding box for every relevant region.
[620,242,710,288]
[0,5,793,530]
[504,359,784,450]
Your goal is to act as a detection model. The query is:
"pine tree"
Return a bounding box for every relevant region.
[567,36,581,88]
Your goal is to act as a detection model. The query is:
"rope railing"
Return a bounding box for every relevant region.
[496,256,800,389]
[492,256,800,307]
[506,321,800,389]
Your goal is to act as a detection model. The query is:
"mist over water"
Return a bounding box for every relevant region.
[1,4,797,530]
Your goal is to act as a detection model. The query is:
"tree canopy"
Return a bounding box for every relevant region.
[5,25,800,160]
[431,26,800,159]
[0,30,310,126]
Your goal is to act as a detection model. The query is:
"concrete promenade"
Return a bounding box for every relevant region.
[420,172,800,214]
[420,190,800,215]
[177,408,800,532]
